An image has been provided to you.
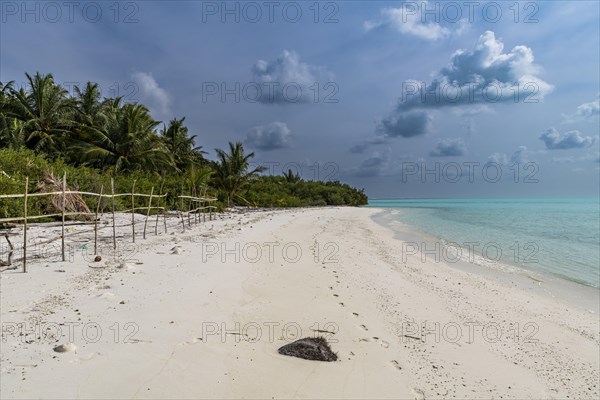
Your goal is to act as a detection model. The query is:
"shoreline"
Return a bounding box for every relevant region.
[1,207,598,399]
[369,207,600,314]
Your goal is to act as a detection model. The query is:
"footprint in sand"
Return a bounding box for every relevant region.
[359,324,368,331]
[339,302,345,307]
[333,293,339,297]
[180,338,203,346]
[411,387,425,400]
[94,284,111,290]
[352,312,359,317]
[390,360,402,370]
[70,352,99,364]
[371,337,390,348]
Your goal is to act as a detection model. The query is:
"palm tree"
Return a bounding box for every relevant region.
[77,103,175,173]
[283,169,301,183]
[73,82,104,127]
[160,117,206,170]
[0,81,26,149]
[9,72,75,157]
[212,142,266,206]
[186,164,214,198]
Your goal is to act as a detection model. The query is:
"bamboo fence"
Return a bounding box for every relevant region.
[0,174,218,272]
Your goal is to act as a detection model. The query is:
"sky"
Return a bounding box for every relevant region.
[1,0,599,198]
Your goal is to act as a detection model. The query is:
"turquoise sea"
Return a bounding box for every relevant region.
[368,198,600,288]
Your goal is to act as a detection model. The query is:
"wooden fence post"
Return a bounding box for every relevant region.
[143,187,154,239]
[94,184,103,255]
[155,180,164,235]
[187,188,192,227]
[61,172,66,262]
[131,180,136,243]
[111,178,116,251]
[194,187,199,225]
[163,192,168,234]
[23,177,28,273]
[180,184,185,232]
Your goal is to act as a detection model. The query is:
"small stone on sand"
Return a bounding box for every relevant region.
[53,343,77,353]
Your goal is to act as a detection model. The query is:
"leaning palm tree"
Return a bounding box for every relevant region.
[77,103,175,173]
[212,142,266,206]
[9,72,75,157]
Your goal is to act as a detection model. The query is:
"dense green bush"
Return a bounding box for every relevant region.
[0,148,221,219]
[243,175,368,207]
[0,149,367,219]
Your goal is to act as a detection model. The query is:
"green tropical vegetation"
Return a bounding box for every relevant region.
[0,72,367,219]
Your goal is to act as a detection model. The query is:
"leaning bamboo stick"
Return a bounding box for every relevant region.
[192,186,198,225]
[143,187,154,239]
[111,178,116,250]
[0,191,168,199]
[94,184,104,255]
[155,180,164,235]
[131,180,136,243]
[61,172,66,262]
[23,177,28,273]
[180,184,185,232]
[163,192,168,234]
[177,195,218,201]
[187,186,193,227]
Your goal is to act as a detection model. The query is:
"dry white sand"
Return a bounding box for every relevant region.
[1,207,598,399]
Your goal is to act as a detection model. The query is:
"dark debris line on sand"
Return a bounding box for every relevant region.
[278,337,338,362]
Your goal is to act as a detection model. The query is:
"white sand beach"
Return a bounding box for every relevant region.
[1,207,598,399]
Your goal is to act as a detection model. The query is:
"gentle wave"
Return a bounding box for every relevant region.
[368,197,600,288]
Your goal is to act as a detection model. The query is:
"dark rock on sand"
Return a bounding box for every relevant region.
[278,337,337,362]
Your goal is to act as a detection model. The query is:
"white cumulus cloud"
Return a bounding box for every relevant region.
[399,31,554,111]
[539,128,596,150]
[562,98,600,123]
[364,2,451,41]
[131,72,172,119]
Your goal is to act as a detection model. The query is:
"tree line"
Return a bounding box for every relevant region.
[0,72,367,216]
